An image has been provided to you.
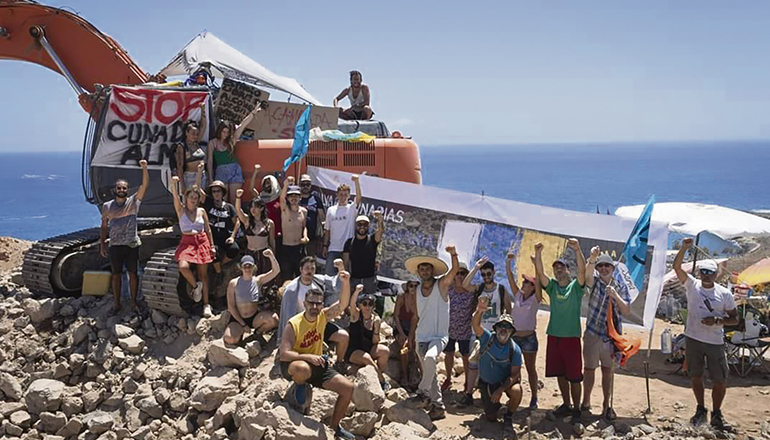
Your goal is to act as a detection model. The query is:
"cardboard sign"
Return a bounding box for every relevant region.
[214,78,270,123]
[246,101,338,140]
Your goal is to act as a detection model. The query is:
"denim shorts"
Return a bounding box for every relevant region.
[444,338,471,356]
[513,332,539,353]
[214,162,244,184]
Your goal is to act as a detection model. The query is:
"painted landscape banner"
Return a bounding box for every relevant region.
[309,166,669,329]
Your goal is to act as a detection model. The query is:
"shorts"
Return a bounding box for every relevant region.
[479,378,520,417]
[513,332,539,354]
[183,171,207,190]
[279,244,306,280]
[214,162,244,184]
[399,319,412,337]
[685,337,728,382]
[109,245,139,274]
[350,276,378,295]
[213,239,240,263]
[324,322,341,344]
[545,335,583,382]
[228,312,257,329]
[583,332,614,369]
[444,338,471,356]
[280,357,338,388]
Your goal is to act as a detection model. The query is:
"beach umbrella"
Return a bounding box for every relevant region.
[737,258,770,286]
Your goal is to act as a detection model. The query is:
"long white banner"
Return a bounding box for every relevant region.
[309,166,669,330]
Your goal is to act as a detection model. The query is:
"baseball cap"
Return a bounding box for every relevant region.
[596,254,615,266]
[697,259,718,272]
[552,258,569,268]
[355,215,370,224]
[521,274,537,285]
[299,174,312,183]
[241,255,255,266]
[287,186,301,196]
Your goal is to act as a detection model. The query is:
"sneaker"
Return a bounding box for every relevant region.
[569,409,582,425]
[191,281,203,302]
[528,397,538,410]
[441,377,452,391]
[690,405,708,426]
[405,391,431,410]
[551,403,572,418]
[458,392,474,407]
[428,403,446,421]
[202,304,213,318]
[381,380,391,392]
[334,426,356,439]
[503,414,518,439]
[294,383,308,406]
[603,407,617,421]
[710,410,734,432]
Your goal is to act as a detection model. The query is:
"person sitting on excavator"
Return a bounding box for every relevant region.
[333,70,374,121]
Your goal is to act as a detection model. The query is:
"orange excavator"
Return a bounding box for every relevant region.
[2,0,422,314]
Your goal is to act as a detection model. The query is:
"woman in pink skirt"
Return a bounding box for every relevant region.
[171,175,215,318]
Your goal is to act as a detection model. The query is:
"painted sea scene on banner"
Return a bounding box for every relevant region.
[3,2,770,439]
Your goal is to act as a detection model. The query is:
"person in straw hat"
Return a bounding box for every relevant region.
[404,246,460,421]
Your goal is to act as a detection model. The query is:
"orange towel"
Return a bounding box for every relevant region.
[607,299,641,366]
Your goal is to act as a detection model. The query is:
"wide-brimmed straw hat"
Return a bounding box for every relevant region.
[207,180,228,196]
[405,255,449,276]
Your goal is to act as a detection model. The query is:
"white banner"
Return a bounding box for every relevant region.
[309,166,669,330]
[92,86,210,168]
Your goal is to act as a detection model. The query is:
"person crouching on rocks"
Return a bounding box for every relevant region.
[472,296,523,439]
[279,271,357,440]
[346,290,391,391]
[224,252,280,345]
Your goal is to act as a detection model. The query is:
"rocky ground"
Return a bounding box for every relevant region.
[0,236,769,440]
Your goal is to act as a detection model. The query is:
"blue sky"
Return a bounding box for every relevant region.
[2,1,770,151]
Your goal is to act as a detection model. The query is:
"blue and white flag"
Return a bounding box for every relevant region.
[283,105,312,172]
[621,195,655,295]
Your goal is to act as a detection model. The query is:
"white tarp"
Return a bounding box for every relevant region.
[309,166,669,330]
[616,202,770,239]
[158,32,320,105]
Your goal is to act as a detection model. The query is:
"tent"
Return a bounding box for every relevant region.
[616,202,770,239]
[158,32,320,105]
[737,258,770,287]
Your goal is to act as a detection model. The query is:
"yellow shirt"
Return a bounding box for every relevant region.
[289,310,327,355]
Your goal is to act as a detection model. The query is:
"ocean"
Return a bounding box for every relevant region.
[1,141,768,241]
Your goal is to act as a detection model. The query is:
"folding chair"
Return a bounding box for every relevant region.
[725,337,770,377]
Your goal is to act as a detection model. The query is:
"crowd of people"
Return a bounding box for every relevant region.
[99,108,738,439]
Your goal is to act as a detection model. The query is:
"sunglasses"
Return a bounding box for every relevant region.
[596,263,614,269]
[457,271,469,277]
[360,301,374,307]
[407,282,419,289]
[115,186,128,191]
[211,189,223,193]
[699,269,716,275]
[300,182,312,186]
[356,223,369,227]
[481,271,494,277]
[306,300,323,308]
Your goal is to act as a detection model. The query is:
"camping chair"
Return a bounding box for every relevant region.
[725,337,770,377]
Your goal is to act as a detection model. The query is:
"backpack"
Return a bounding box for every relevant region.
[478,333,516,366]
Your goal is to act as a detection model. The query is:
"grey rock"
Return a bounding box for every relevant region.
[167,390,189,413]
[59,304,76,317]
[208,340,249,368]
[153,387,170,405]
[97,431,118,440]
[151,310,168,325]
[82,411,113,434]
[72,323,91,345]
[238,422,266,440]
[82,389,103,412]
[189,367,240,412]
[24,298,57,323]
[0,401,26,416]
[24,379,65,414]
[0,372,23,401]
[52,363,71,380]
[136,395,163,419]
[56,418,83,438]
[9,410,32,428]
[118,335,145,355]
[385,401,434,431]
[5,421,24,436]
[60,396,83,418]
[113,324,134,338]
[341,411,379,437]
[352,365,385,412]
[38,411,67,434]
[122,377,139,394]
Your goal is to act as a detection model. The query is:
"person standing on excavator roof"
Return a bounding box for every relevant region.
[334,70,374,121]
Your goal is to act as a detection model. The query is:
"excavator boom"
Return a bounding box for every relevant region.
[0,0,148,111]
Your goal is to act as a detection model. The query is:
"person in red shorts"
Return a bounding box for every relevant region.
[533,238,587,429]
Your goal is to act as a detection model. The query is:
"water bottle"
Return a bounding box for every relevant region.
[661,328,673,355]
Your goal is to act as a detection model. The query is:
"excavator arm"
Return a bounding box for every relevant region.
[0,0,148,113]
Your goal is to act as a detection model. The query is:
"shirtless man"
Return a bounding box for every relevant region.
[333,70,374,121]
[279,176,309,282]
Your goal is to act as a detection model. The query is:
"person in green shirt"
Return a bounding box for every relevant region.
[534,238,587,429]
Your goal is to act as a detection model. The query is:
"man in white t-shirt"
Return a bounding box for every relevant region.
[673,238,738,432]
[323,174,362,275]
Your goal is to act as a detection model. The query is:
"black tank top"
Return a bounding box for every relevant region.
[348,317,374,354]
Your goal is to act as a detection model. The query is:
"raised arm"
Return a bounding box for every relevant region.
[333,87,349,107]
[569,238,587,286]
[585,246,599,289]
[534,243,549,289]
[136,160,149,201]
[195,162,206,201]
[249,164,261,197]
[372,315,381,345]
[351,174,362,207]
[279,176,293,213]
[531,255,544,303]
[348,282,362,321]
[464,256,488,291]
[373,210,384,243]
[175,145,186,193]
[673,238,692,284]
[324,268,354,320]
[206,140,214,185]
[234,189,250,228]
[472,296,488,338]
[439,246,460,297]
[233,105,260,140]
[196,101,207,142]
[505,252,519,295]
[170,176,183,219]
[256,249,280,286]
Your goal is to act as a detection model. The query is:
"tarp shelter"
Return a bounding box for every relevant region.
[616,202,770,239]
[737,258,770,287]
[158,32,321,105]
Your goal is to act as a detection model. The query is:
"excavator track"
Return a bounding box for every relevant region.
[141,248,188,316]
[22,219,172,296]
